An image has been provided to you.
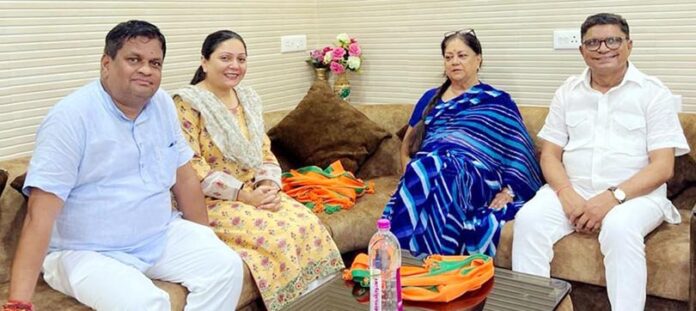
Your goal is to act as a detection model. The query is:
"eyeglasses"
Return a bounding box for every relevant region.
[444,29,476,38]
[582,37,628,51]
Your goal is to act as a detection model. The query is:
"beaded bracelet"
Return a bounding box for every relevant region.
[2,300,34,311]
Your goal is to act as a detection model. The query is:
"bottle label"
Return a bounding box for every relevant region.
[369,269,382,311]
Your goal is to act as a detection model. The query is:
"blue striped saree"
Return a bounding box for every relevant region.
[382,83,542,257]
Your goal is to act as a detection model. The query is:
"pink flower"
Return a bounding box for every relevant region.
[231,217,241,226]
[348,43,361,56]
[310,49,324,61]
[330,61,345,74]
[332,47,346,59]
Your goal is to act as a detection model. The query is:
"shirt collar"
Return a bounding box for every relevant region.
[574,61,645,91]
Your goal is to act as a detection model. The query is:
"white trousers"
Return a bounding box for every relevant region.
[42,218,244,311]
[511,186,664,311]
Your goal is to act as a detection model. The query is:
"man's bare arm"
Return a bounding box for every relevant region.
[8,189,63,303]
[172,162,208,225]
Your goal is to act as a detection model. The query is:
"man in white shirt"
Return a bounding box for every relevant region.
[511,13,689,311]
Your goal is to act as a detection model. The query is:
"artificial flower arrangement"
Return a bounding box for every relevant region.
[306,33,363,75]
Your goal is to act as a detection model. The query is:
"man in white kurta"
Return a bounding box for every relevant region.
[511,13,689,311]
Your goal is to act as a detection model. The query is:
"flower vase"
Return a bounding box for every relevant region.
[333,73,351,101]
[314,67,328,84]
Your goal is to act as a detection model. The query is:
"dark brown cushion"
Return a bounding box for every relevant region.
[10,173,26,198]
[356,136,402,179]
[396,124,408,141]
[268,81,390,173]
[0,169,7,197]
[667,155,696,199]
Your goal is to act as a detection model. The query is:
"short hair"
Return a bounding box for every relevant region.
[581,13,630,39]
[104,20,166,59]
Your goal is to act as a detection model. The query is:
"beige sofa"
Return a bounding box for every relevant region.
[0,104,694,310]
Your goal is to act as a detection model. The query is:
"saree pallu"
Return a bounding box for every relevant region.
[382,83,542,257]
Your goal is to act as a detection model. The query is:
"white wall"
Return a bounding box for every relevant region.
[316,0,696,110]
[1,0,695,160]
[0,0,321,160]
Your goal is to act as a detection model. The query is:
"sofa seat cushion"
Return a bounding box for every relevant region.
[0,262,258,311]
[496,209,691,301]
[317,176,399,253]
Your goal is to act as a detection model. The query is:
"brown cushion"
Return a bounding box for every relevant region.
[317,176,399,253]
[356,135,402,179]
[0,169,7,197]
[396,124,408,141]
[10,172,26,198]
[0,177,27,283]
[268,81,390,173]
[667,155,696,200]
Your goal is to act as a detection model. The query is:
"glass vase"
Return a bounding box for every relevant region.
[333,73,351,101]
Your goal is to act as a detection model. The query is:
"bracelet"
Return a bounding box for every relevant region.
[554,184,572,196]
[3,300,34,311]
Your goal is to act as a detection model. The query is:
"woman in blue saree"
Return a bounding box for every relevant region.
[383,29,542,257]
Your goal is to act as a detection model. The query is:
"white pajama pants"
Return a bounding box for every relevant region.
[511,185,665,311]
[42,218,244,311]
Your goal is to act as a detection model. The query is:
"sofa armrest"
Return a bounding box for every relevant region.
[691,204,695,311]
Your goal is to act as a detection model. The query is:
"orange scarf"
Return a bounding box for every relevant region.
[282,161,374,214]
[343,253,494,303]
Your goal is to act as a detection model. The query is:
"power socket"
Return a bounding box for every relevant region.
[280,35,307,53]
[553,29,581,50]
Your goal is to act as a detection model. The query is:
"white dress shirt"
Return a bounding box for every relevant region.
[538,62,690,224]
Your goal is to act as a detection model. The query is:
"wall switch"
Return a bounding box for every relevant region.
[280,35,307,53]
[553,29,581,50]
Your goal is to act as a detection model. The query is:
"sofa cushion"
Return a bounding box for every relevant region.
[10,172,26,198]
[0,169,7,197]
[667,155,696,201]
[495,209,691,301]
[267,81,390,173]
[0,157,30,283]
[356,136,402,179]
[317,176,399,253]
[0,244,259,311]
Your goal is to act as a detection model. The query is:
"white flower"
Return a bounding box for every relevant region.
[323,52,332,64]
[336,33,350,46]
[347,56,361,70]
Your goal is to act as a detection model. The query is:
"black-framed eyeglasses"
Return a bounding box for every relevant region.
[444,29,476,38]
[582,37,629,51]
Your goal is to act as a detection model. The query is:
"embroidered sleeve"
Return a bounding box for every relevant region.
[201,171,244,200]
[174,96,212,181]
[254,134,282,188]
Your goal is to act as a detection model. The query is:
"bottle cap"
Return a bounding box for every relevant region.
[377,219,391,229]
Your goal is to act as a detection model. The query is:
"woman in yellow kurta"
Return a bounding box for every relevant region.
[172,30,343,311]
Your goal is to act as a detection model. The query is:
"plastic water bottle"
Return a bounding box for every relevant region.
[368,219,403,311]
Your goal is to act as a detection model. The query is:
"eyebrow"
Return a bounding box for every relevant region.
[124,51,163,62]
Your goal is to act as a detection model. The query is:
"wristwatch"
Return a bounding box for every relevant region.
[608,186,626,204]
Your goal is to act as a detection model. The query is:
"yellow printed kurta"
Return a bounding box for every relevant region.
[174,95,344,311]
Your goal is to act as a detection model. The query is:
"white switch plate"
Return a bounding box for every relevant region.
[280,35,307,53]
[553,29,581,50]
